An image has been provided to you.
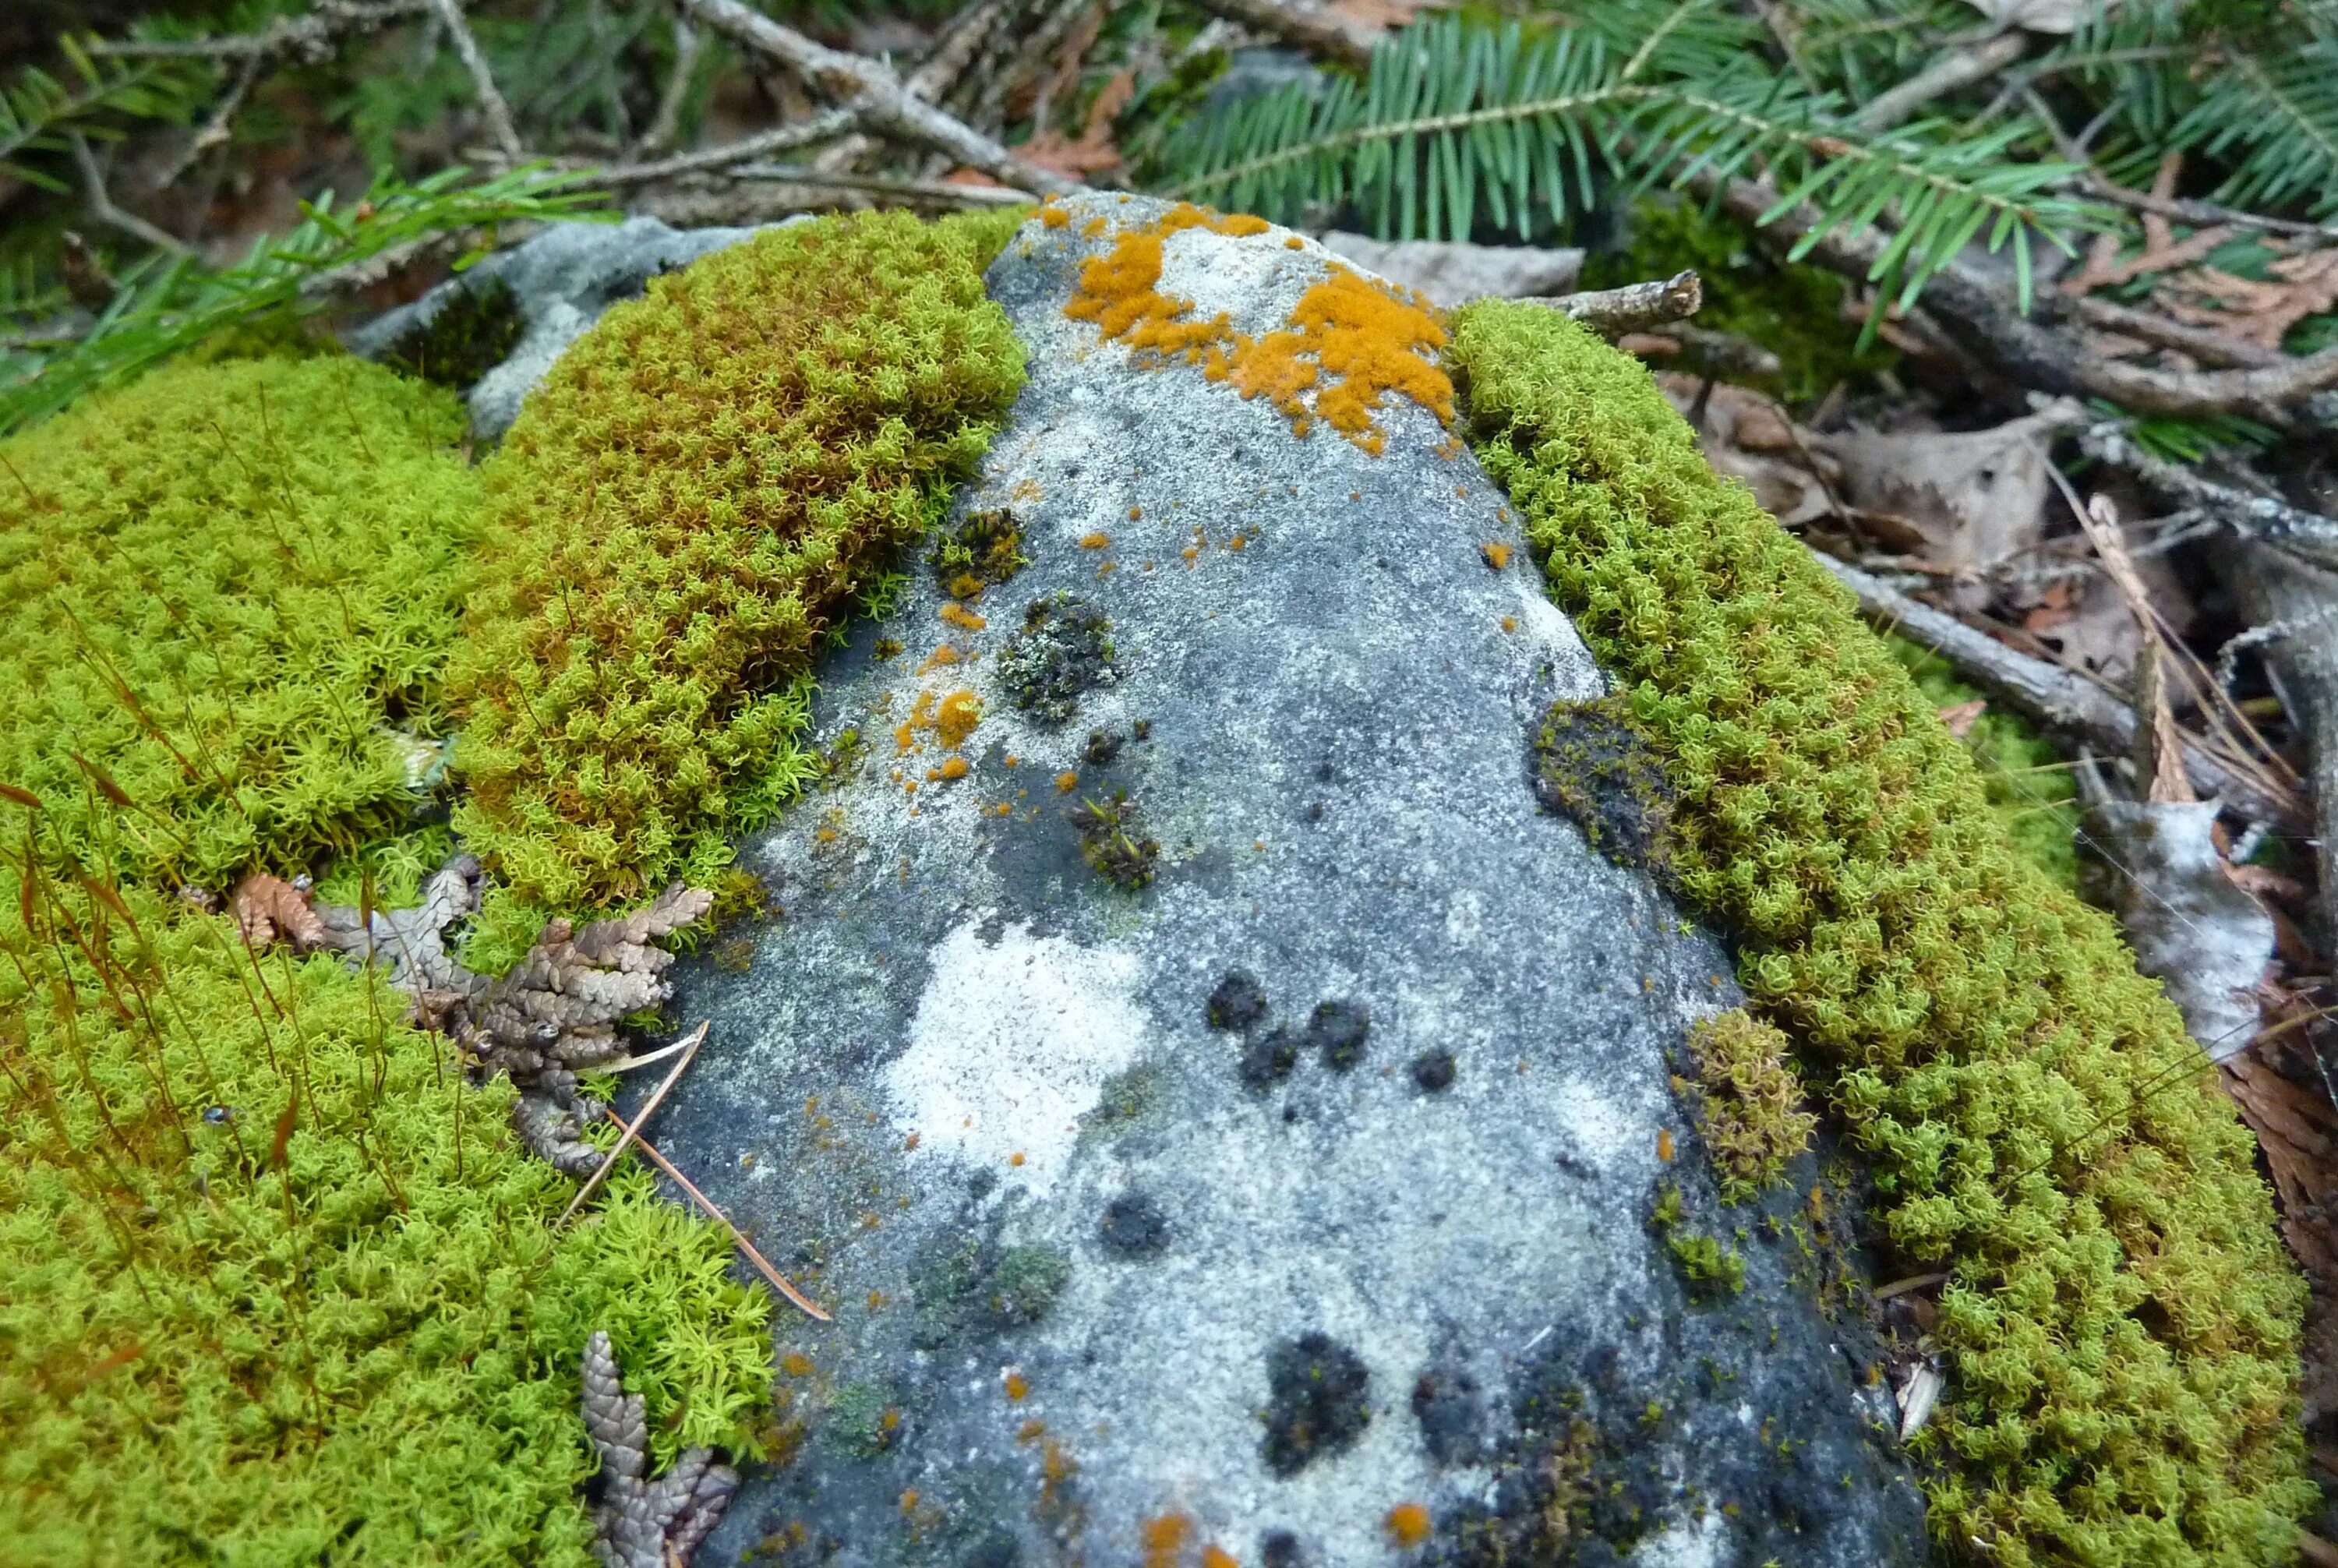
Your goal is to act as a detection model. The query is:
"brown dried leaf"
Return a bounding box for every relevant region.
[2223,1050,2338,1282]
[2157,249,2338,351]
[1936,698,1987,738]
[231,871,329,953]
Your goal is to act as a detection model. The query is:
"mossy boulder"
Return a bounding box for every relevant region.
[636,194,1925,1568]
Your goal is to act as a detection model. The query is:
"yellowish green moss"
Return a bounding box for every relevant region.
[0,355,482,890]
[1452,300,2311,1567]
[1888,633,2082,892]
[1681,1008,1818,1206]
[447,210,1029,911]
[0,873,770,1566]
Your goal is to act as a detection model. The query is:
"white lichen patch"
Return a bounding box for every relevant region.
[884,916,1149,1198]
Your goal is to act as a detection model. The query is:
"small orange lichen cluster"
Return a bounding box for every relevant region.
[1005,1372,1029,1400]
[1481,542,1513,570]
[1061,202,1451,455]
[1139,1513,1241,1568]
[941,602,987,630]
[1080,531,1112,549]
[1385,1502,1432,1547]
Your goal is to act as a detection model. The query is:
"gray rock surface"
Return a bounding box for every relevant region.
[348,214,795,438]
[638,192,1925,1568]
[1319,231,1584,307]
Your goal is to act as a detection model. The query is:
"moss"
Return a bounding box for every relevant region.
[447,210,1029,909]
[1681,1008,1819,1206]
[0,877,770,1566]
[1888,634,2080,892]
[1453,300,2312,1566]
[929,505,1029,598]
[1532,695,1677,874]
[1068,789,1160,889]
[0,355,482,891]
[827,1381,901,1459]
[377,273,525,391]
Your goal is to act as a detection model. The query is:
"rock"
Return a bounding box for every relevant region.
[641,192,1924,1567]
[349,214,796,439]
[1319,230,1583,307]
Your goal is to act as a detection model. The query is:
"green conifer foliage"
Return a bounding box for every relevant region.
[447,209,1029,908]
[0,355,483,888]
[1451,300,2314,1568]
[0,877,771,1566]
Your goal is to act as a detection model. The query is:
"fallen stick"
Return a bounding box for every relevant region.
[556,1021,706,1227]
[1524,270,1702,337]
[1814,551,2310,832]
[601,1104,832,1323]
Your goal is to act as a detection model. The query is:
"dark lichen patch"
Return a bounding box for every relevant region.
[997,592,1118,724]
[1530,697,1675,874]
[1307,999,1370,1071]
[1411,1048,1456,1092]
[1083,728,1124,765]
[1206,969,1270,1031]
[911,1237,1073,1348]
[1259,1331,1371,1477]
[377,273,523,391]
[1237,1025,1299,1090]
[1098,1192,1171,1257]
[826,1379,902,1459]
[931,505,1029,599]
[1412,1365,1487,1465]
[1068,790,1160,889]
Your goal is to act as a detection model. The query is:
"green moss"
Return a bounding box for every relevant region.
[930,505,1029,599]
[1665,1231,1748,1298]
[1681,1008,1818,1206]
[0,876,771,1566]
[447,210,1029,910]
[0,355,482,890]
[378,273,526,391]
[1453,300,2312,1567]
[1069,789,1160,889]
[1888,634,2081,892]
[1580,195,1895,407]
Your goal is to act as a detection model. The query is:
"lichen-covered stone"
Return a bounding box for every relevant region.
[647,194,1923,1568]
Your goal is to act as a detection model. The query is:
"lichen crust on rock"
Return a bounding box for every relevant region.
[643,193,1926,1568]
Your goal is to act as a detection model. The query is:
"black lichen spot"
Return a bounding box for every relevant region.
[378,274,523,391]
[1068,790,1159,889]
[1207,969,1270,1031]
[1532,697,1676,873]
[1260,1531,1303,1568]
[1308,1000,1370,1071]
[998,592,1117,724]
[1412,1365,1486,1465]
[1099,1192,1171,1256]
[1411,1048,1457,1092]
[1084,727,1124,765]
[1260,1331,1372,1476]
[1238,1025,1299,1089]
[930,506,1029,598]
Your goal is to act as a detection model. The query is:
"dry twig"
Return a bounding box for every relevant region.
[556,1021,707,1227]
[1186,0,1384,69]
[1527,270,1703,337]
[424,0,524,164]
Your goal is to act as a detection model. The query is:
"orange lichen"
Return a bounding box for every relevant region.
[1019,1417,1047,1443]
[1128,504,1143,520]
[1481,542,1512,570]
[904,1132,920,1150]
[1009,1151,1026,1167]
[1054,770,1079,793]
[867,1290,888,1309]
[1501,616,1519,633]
[1227,534,1247,552]
[948,571,987,599]
[1284,235,1305,250]
[1005,1372,1029,1401]
[1082,216,1109,238]
[900,1489,920,1513]
[938,756,970,781]
[782,1353,813,1377]
[1043,206,1070,229]
[941,601,987,630]
[1203,1549,1239,1568]
[918,645,962,673]
[1143,1514,1193,1568]
[1080,531,1112,549]
[881,1409,901,1433]
[936,689,981,747]
[1385,1503,1432,1547]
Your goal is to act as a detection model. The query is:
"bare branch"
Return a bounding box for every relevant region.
[1185,0,1382,70]
[634,11,701,159]
[2068,295,2283,371]
[729,163,1037,205]
[1816,551,2310,830]
[425,0,524,165]
[93,0,430,62]
[1851,28,2032,132]
[674,0,1085,196]
[587,104,865,189]
[68,133,189,258]
[1524,270,1702,336]
[2078,422,2338,571]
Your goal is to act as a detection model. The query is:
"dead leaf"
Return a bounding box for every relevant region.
[1814,409,2064,573]
[232,871,329,953]
[2022,579,2078,634]
[1936,698,1987,737]
[1655,376,1838,528]
[2223,1046,2338,1280]
[1016,67,1136,179]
